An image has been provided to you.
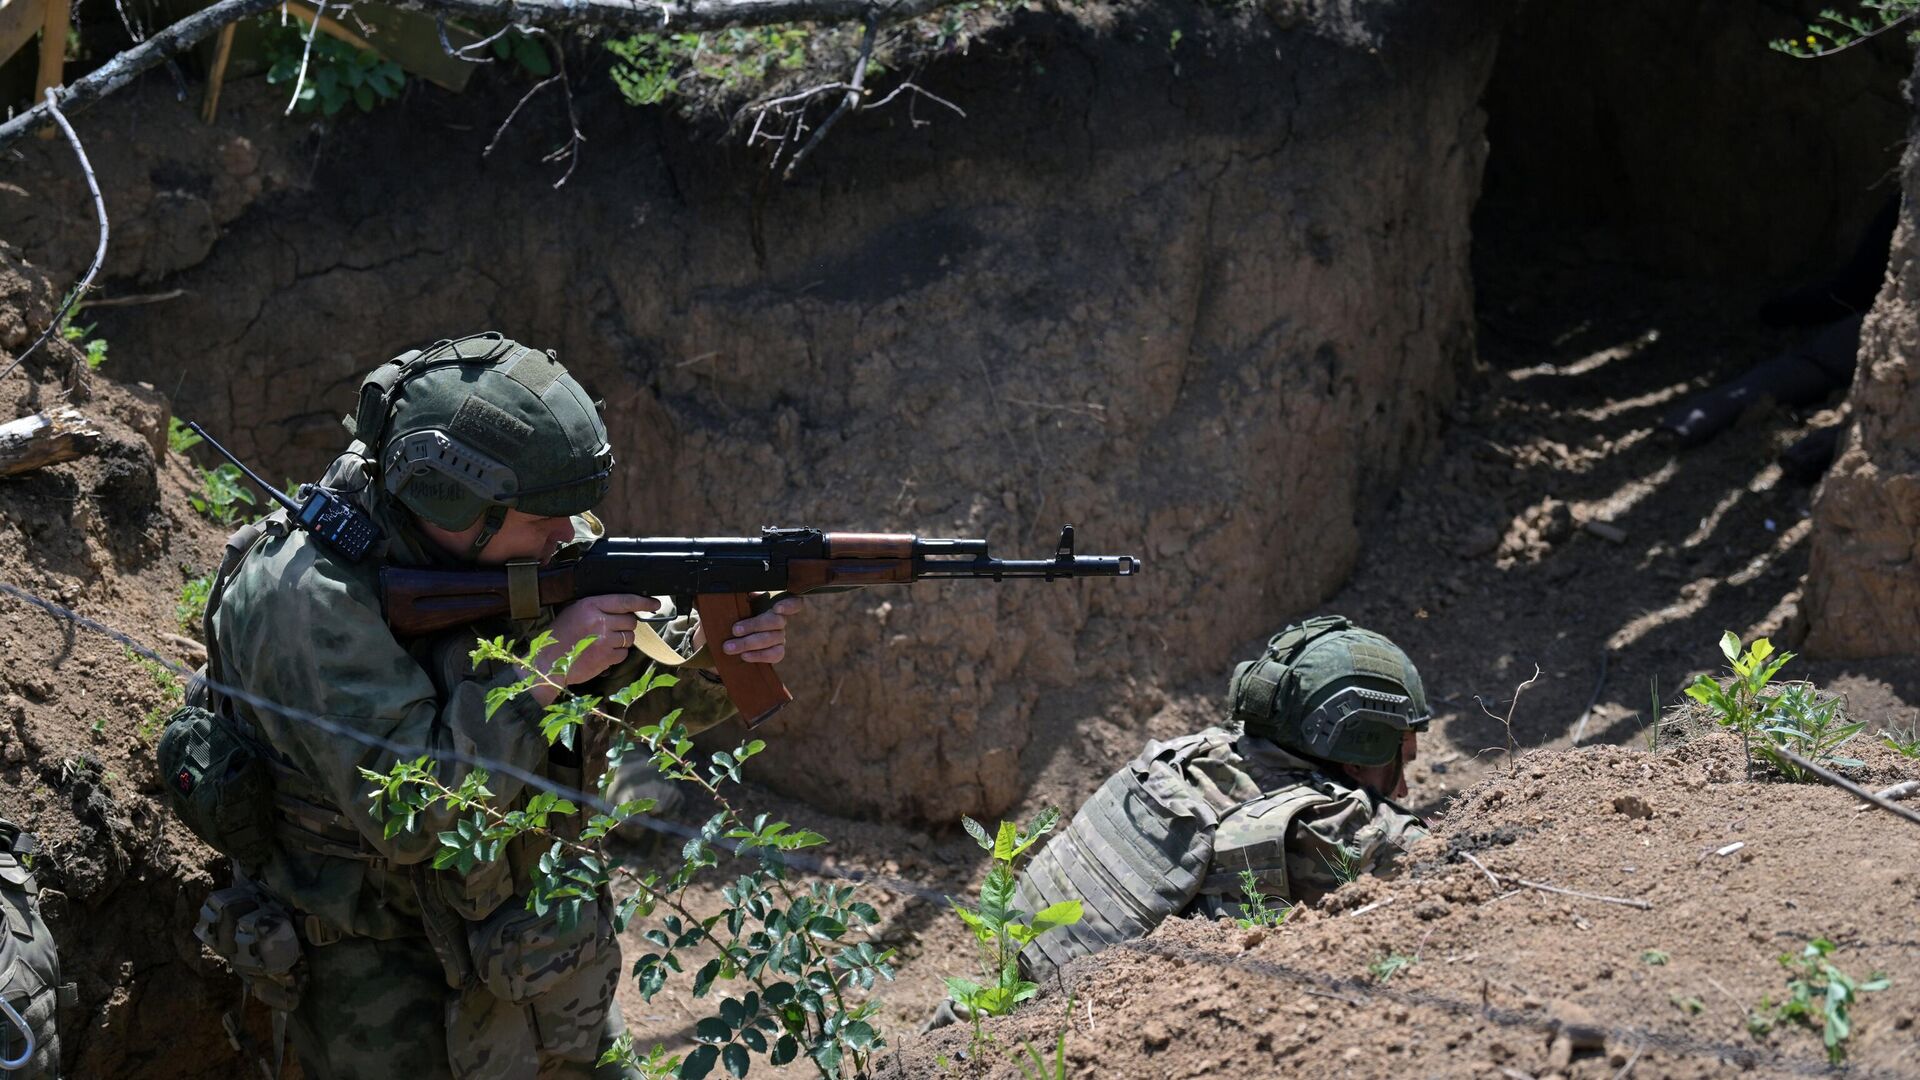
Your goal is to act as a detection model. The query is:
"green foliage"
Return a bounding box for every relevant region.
[189,463,257,525]
[167,417,204,456]
[606,27,811,109]
[1684,632,1860,780]
[1367,951,1416,983]
[491,28,553,77]
[1231,866,1293,930]
[1319,841,1363,885]
[1671,994,1705,1016]
[122,646,183,743]
[59,318,107,369]
[1770,2,1920,58]
[177,573,213,635]
[1880,722,1920,759]
[1748,938,1889,1064]
[262,19,405,117]
[1641,948,1670,966]
[1013,1031,1067,1080]
[361,635,894,1078]
[943,810,1081,1034]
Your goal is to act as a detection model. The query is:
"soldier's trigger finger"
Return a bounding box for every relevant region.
[603,613,640,634]
[586,593,659,615]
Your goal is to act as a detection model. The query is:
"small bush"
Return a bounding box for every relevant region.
[262,19,405,117]
[177,573,213,635]
[190,463,257,526]
[944,811,1081,1028]
[1749,938,1889,1064]
[1684,632,1859,780]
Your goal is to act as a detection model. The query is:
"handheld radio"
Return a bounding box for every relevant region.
[185,421,383,563]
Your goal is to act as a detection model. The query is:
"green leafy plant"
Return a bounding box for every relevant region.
[262,20,405,117]
[167,417,203,456]
[1231,866,1293,930]
[1685,632,1858,779]
[1672,994,1705,1016]
[59,318,107,369]
[606,27,812,109]
[1881,722,1920,759]
[1771,2,1920,58]
[943,810,1081,1035]
[1754,682,1863,782]
[490,27,553,77]
[1641,948,1670,966]
[1367,951,1416,984]
[177,573,213,635]
[190,463,257,526]
[363,637,895,1078]
[1748,938,1889,1064]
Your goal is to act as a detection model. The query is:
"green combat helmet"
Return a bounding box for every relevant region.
[343,331,615,554]
[1227,615,1431,767]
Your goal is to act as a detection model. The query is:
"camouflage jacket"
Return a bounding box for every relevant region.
[1015,727,1425,979]
[211,459,731,940]
[1,820,68,1078]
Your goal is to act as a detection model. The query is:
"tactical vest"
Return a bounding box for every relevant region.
[0,821,73,1078]
[1013,730,1333,981]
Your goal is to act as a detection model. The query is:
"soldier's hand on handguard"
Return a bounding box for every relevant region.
[527,593,660,705]
[695,596,804,664]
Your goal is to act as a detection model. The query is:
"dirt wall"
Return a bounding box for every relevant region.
[3,2,1508,821]
[1804,49,1920,659]
[1484,0,1909,281]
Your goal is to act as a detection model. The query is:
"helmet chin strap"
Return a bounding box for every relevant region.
[469,504,509,558]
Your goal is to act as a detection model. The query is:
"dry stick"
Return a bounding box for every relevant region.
[1854,779,1920,811]
[783,13,876,178]
[0,91,110,386]
[1458,850,1501,893]
[1509,878,1652,910]
[1476,664,1542,777]
[0,0,974,151]
[1773,746,1920,828]
[74,288,187,309]
[284,0,329,116]
[1570,651,1610,745]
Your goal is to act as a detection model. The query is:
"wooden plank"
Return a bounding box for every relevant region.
[33,0,65,95]
[0,0,46,70]
[0,409,101,478]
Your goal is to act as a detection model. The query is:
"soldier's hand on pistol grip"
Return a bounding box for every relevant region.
[695,595,805,665]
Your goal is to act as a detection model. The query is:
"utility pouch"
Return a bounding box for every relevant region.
[447,895,621,1079]
[194,884,306,1012]
[157,702,276,869]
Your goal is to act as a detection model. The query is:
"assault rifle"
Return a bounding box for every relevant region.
[381,526,1139,726]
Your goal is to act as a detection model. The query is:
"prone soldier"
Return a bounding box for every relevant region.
[0,817,69,1078]
[1014,615,1429,979]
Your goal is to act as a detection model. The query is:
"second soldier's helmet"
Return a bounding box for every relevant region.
[1226,615,1430,767]
[343,332,614,548]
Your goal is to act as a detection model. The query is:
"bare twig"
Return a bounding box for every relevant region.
[435,12,518,61]
[0,92,110,386]
[783,12,876,177]
[1772,746,1920,828]
[1347,896,1396,918]
[1570,651,1610,745]
[1476,665,1542,777]
[74,289,187,310]
[1458,850,1501,893]
[1509,878,1652,910]
[1854,779,1920,811]
[0,0,975,151]
[481,31,583,186]
[284,0,329,116]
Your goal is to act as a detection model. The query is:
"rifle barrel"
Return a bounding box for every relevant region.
[914,555,1138,579]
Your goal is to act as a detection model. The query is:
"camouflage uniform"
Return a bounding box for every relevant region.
[1014,616,1430,981]
[0,819,71,1078]
[204,336,734,1079]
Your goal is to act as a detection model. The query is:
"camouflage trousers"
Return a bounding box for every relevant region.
[287,933,637,1080]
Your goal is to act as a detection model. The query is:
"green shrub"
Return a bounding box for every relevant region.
[262,19,405,117]
[1749,938,1889,1064]
[943,811,1081,1029]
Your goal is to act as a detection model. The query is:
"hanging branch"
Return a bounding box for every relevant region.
[0,0,970,152]
[0,91,111,386]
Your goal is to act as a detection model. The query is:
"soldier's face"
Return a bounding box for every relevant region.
[1342,731,1416,800]
[418,509,579,565]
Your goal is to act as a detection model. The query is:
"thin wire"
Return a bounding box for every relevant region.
[0,577,951,903]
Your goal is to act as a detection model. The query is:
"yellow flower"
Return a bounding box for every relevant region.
[1807,35,1817,45]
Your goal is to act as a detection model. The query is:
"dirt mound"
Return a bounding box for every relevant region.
[877,732,1920,1078]
[0,244,241,1077]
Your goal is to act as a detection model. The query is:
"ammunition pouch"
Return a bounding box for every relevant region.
[194,883,306,1013]
[446,890,620,1076]
[156,701,276,870]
